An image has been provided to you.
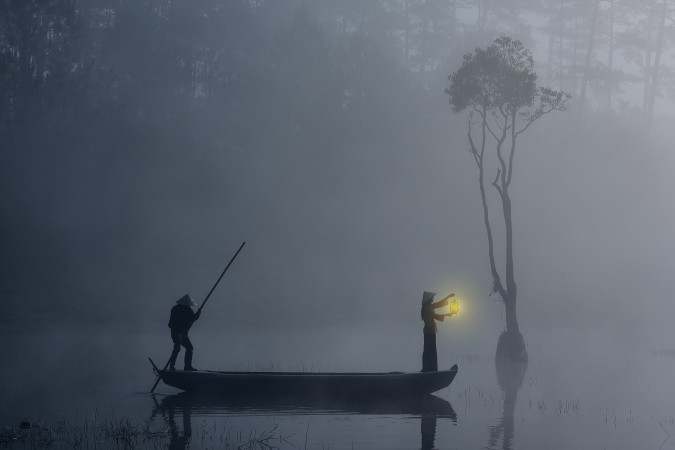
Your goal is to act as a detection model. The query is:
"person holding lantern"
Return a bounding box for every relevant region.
[421,291,458,372]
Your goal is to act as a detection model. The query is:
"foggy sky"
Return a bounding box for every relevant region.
[2,0,675,371]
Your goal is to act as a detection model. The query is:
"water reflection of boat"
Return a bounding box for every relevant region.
[155,364,458,398]
[153,390,457,421]
[151,391,456,450]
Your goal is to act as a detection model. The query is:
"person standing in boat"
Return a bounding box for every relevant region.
[421,291,456,372]
[168,294,201,371]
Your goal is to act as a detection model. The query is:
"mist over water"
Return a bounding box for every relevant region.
[3,325,675,449]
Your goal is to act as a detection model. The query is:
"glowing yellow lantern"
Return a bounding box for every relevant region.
[449,298,459,315]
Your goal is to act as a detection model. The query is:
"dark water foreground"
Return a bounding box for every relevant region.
[3,331,675,449]
[1,389,457,449]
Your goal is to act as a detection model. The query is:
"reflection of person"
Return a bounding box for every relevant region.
[420,414,437,450]
[421,291,456,372]
[168,294,201,371]
[162,396,192,450]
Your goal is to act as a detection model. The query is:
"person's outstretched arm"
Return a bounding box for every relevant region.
[430,298,448,309]
[431,293,455,310]
[439,293,455,302]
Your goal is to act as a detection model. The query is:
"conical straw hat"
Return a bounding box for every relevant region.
[422,291,437,304]
[176,294,196,306]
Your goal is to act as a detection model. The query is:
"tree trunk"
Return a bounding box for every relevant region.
[478,0,488,31]
[558,1,564,89]
[503,192,515,298]
[642,0,656,123]
[16,2,37,137]
[404,0,410,63]
[493,108,528,363]
[419,0,428,74]
[499,189,526,362]
[646,0,666,132]
[607,0,615,112]
[504,294,519,333]
[558,14,563,89]
[496,324,527,362]
[578,0,600,118]
[572,15,579,97]
[477,112,502,302]
[546,10,554,85]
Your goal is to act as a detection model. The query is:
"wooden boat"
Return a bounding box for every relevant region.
[152,363,458,398]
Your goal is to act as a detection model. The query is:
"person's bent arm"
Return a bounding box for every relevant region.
[430,293,455,310]
[439,293,455,303]
[431,298,449,309]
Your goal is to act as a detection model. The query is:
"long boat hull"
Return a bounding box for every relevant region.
[158,364,458,398]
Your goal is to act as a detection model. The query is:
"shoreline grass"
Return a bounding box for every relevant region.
[0,417,289,449]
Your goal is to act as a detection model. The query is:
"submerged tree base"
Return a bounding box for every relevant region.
[495,329,528,363]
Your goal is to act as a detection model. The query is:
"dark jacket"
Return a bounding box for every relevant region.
[421,299,448,334]
[168,304,197,333]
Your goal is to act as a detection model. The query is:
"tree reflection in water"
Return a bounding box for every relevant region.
[150,391,457,449]
[488,360,528,450]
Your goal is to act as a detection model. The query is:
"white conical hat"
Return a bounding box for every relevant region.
[422,291,437,304]
[176,294,196,306]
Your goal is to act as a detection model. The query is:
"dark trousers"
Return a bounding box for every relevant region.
[169,331,194,368]
[422,332,438,372]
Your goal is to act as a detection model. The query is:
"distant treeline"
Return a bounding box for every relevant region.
[1,0,673,145]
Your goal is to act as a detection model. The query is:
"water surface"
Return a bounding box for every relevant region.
[3,330,675,449]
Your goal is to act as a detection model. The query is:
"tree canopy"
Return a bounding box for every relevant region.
[448,36,569,132]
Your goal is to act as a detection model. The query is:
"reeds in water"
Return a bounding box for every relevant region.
[0,417,287,449]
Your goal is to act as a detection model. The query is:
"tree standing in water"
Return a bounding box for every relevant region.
[446,36,569,362]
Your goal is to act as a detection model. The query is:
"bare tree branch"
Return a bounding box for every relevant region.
[515,106,555,136]
[495,112,510,188]
[492,169,503,197]
[467,118,481,168]
[485,120,500,141]
[517,88,570,137]
[474,105,500,141]
[507,108,517,187]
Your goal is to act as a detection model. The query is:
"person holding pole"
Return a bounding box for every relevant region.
[168,294,201,371]
[150,241,246,392]
[421,291,456,372]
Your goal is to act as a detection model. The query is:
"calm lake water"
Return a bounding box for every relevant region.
[2,329,675,449]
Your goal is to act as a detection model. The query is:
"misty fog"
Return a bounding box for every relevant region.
[2,0,675,448]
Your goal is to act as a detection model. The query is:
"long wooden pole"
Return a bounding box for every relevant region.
[150,241,246,393]
[196,241,246,315]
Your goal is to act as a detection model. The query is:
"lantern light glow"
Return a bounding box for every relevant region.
[449,297,459,315]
